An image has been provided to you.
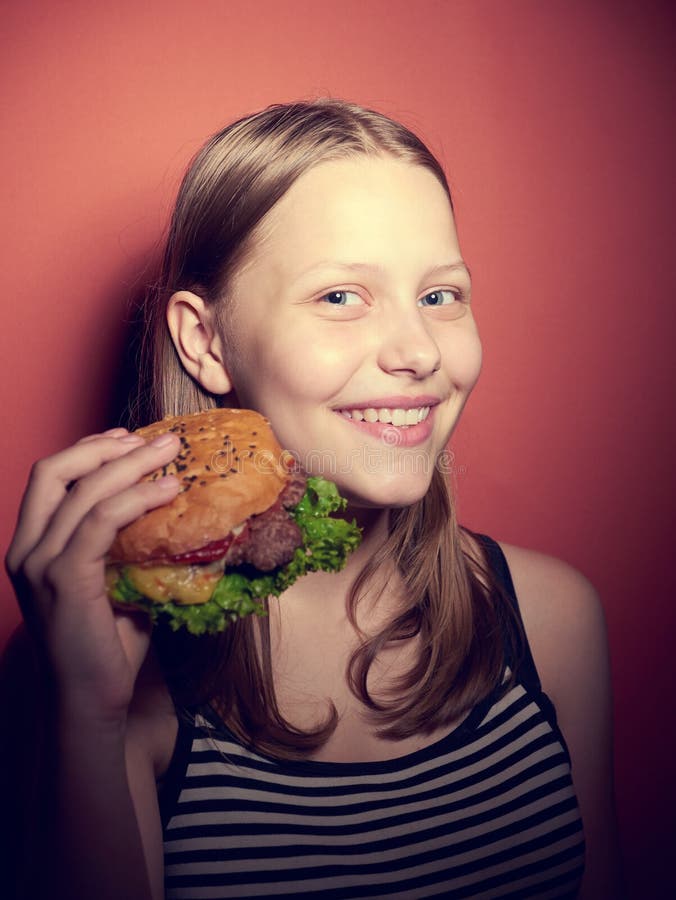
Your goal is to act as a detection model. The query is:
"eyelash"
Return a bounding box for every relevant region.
[316,287,467,307]
[319,290,362,306]
[417,288,465,307]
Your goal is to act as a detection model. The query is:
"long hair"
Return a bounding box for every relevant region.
[142,99,522,756]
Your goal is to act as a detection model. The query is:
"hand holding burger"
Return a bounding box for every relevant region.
[105,408,361,634]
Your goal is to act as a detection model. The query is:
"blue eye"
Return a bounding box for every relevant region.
[320,290,362,306]
[418,289,459,307]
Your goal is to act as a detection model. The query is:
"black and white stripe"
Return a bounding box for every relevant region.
[160,680,584,899]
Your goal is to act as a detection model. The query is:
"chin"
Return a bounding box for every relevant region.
[337,473,434,512]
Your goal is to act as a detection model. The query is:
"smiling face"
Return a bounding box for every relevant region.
[221,154,482,509]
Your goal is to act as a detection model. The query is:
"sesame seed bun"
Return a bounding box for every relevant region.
[108,408,291,563]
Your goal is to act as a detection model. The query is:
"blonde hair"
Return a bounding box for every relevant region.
[143,99,522,755]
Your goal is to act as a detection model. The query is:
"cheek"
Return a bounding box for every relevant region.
[442,328,483,392]
[229,325,358,410]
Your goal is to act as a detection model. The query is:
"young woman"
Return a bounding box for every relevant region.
[2,100,621,899]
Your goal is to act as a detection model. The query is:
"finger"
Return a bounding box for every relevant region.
[28,436,181,566]
[52,476,180,579]
[7,435,146,572]
[78,427,130,444]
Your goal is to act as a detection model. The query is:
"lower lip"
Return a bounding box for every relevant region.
[335,408,437,448]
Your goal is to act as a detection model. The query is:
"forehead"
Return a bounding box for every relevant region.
[246,155,458,276]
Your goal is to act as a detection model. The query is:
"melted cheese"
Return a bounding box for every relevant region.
[125,560,223,605]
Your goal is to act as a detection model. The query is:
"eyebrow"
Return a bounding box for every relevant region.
[293,260,472,283]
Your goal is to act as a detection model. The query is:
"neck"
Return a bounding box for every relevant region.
[341,503,390,579]
[277,504,397,619]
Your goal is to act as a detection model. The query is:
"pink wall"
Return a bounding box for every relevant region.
[2,1,674,895]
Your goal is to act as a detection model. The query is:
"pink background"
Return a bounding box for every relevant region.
[2,2,674,895]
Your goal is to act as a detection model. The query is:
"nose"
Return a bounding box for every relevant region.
[376,308,441,379]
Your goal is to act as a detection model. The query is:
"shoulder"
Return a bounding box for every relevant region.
[497,540,601,614]
[496,540,608,707]
[461,532,608,697]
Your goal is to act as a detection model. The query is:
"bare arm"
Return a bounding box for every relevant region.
[55,704,153,900]
[125,648,180,900]
[500,543,624,899]
[3,428,180,900]
[0,626,168,900]
[55,643,175,900]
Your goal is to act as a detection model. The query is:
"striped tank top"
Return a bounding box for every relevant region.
[159,535,585,898]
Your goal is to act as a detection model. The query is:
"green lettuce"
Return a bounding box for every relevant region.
[109,476,361,635]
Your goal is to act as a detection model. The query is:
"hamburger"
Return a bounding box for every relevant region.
[105,408,361,634]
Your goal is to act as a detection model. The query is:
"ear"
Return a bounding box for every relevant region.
[166,291,233,395]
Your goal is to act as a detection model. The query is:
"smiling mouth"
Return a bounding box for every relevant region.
[337,406,431,427]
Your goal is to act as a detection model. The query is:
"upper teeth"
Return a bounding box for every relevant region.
[340,406,431,426]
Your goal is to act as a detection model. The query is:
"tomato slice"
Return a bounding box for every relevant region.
[167,534,235,565]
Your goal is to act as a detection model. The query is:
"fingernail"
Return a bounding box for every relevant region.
[104,427,128,436]
[150,433,177,448]
[155,475,179,489]
[120,434,145,444]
